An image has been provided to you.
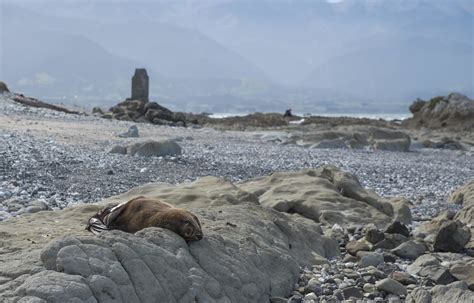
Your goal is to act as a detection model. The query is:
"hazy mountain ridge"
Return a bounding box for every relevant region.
[1,0,472,112]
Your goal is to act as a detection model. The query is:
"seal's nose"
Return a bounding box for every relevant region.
[195,233,203,240]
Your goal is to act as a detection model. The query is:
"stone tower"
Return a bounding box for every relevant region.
[131,68,149,102]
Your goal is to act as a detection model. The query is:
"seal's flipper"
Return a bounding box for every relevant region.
[86,200,132,234]
[86,217,108,235]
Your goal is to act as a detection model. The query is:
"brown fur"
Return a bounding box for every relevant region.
[108,196,203,241]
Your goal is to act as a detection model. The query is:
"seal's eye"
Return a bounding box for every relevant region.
[184,226,193,238]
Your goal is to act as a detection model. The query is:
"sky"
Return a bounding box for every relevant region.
[1,0,473,113]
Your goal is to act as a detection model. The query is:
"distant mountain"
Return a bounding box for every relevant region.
[2,26,138,102]
[0,4,270,107]
[2,0,473,112]
[303,36,474,102]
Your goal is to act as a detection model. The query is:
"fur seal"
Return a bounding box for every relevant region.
[86,196,203,241]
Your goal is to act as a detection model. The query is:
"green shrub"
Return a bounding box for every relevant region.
[428,96,445,109]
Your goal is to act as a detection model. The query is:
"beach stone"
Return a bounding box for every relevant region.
[373,233,408,250]
[357,251,384,268]
[390,271,417,285]
[303,292,318,301]
[433,220,471,253]
[363,283,376,293]
[305,278,323,296]
[346,240,371,256]
[126,140,182,157]
[413,211,454,240]
[383,252,397,263]
[287,294,303,303]
[405,287,432,303]
[342,286,363,299]
[407,254,440,275]
[118,125,139,138]
[109,145,127,154]
[419,265,456,285]
[449,262,474,290]
[385,221,410,237]
[388,197,413,225]
[365,226,385,244]
[391,240,426,260]
[375,278,407,296]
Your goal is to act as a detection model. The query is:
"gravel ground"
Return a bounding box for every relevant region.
[0,94,472,221]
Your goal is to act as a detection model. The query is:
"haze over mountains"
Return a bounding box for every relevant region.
[1,0,472,114]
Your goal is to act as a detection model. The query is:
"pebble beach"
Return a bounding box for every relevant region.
[1,94,471,221]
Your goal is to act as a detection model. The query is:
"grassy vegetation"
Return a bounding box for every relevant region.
[428,96,445,109]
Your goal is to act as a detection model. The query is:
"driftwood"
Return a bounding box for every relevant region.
[12,94,80,115]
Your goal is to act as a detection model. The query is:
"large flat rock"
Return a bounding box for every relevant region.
[0,166,408,302]
[239,166,405,228]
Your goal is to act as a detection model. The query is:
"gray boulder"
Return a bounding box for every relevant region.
[429,282,474,303]
[449,261,474,290]
[405,287,432,303]
[346,240,371,256]
[449,180,474,206]
[375,278,407,296]
[127,140,182,157]
[365,225,385,244]
[109,145,127,155]
[433,220,471,253]
[357,251,384,268]
[385,221,410,237]
[452,181,474,250]
[373,233,408,250]
[407,254,441,276]
[118,125,139,138]
[391,240,426,260]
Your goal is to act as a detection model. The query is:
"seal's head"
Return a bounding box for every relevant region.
[157,209,203,241]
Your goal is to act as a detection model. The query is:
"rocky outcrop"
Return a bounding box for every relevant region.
[449,180,474,206]
[239,166,410,228]
[0,167,414,302]
[451,180,474,250]
[0,81,10,93]
[404,93,474,131]
[107,99,185,126]
[414,208,471,253]
[12,203,337,303]
[11,94,80,114]
[253,126,411,152]
[421,137,465,150]
[407,282,474,303]
[110,140,182,157]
